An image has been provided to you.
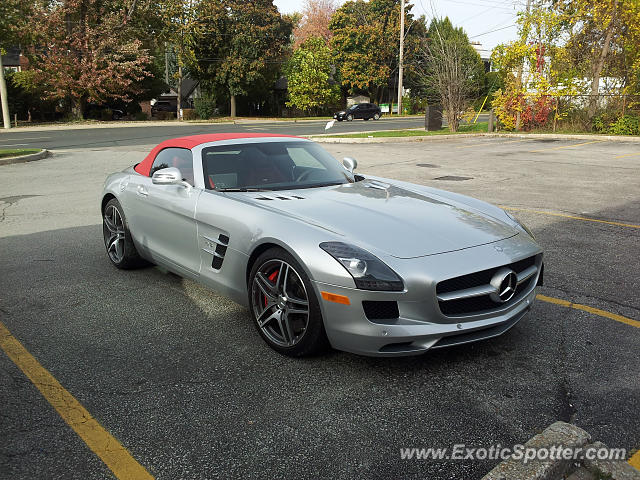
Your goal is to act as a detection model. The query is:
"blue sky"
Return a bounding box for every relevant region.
[273,0,525,51]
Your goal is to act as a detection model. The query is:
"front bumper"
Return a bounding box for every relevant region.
[312,237,542,357]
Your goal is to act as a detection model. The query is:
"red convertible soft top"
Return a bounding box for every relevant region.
[134,133,301,176]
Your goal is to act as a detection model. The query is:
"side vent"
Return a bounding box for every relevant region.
[202,234,230,270]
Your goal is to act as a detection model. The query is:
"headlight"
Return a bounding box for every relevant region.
[319,242,404,291]
[505,211,535,239]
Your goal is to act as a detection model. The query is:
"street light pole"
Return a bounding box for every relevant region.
[0,54,11,129]
[397,0,405,116]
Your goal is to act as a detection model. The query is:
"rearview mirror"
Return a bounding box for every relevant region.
[343,157,357,173]
[152,167,191,190]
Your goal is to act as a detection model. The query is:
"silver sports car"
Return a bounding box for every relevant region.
[101,133,543,357]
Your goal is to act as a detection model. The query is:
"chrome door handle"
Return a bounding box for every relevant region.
[137,185,148,196]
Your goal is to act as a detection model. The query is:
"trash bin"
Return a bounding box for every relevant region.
[425,104,443,131]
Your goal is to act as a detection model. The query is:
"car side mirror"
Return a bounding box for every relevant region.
[152,167,191,190]
[343,157,357,173]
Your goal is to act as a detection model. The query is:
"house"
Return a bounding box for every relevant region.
[154,77,201,109]
[471,42,492,72]
[1,46,28,72]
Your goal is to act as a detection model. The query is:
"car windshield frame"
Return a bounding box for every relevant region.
[201,141,355,192]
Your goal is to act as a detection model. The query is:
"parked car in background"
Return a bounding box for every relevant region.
[334,103,381,121]
[151,100,176,117]
[85,103,125,121]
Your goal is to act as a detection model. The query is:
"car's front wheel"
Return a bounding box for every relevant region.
[346,114,353,121]
[102,198,146,269]
[249,248,328,357]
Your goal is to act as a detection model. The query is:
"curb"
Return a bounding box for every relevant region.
[481,422,640,480]
[482,422,591,480]
[310,132,640,143]
[0,149,49,166]
[583,442,640,480]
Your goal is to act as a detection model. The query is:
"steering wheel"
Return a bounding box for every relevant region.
[295,169,313,182]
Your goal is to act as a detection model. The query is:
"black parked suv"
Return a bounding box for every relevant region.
[151,100,176,116]
[334,103,381,121]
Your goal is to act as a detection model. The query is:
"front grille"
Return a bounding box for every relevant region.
[436,255,539,317]
[363,301,399,320]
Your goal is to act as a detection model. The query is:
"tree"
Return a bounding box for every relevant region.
[157,0,203,120]
[329,0,425,103]
[286,37,340,113]
[193,0,292,117]
[24,0,152,119]
[416,17,484,132]
[552,0,640,116]
[293,0,336,48]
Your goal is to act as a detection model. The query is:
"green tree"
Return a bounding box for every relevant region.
[416,17,484,131]
[193,0,293,117]
[552,0,640,115]
[329,0,425,103]
[285,37,339,114]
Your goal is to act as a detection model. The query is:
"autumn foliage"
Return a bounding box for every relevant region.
[293,0,336,48]
[27,0,152,119]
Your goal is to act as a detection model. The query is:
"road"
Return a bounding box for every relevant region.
[1,134,638,479]
[0,117,429,150]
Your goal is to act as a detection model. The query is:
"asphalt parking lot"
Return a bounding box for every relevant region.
[1,135,639,479]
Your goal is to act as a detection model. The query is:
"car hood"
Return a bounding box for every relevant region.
[247,180,519,258]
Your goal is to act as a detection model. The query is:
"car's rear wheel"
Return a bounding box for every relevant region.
[249,248,328,357]
[102,198,146,269]
[373,112,380,120]
[346,114,353,121]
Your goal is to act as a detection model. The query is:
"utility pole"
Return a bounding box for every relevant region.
[0,54,11,129]
[515,0,532,131]
[164,42,170,85]
[397,0,405,116]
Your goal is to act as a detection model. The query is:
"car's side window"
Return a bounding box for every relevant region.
[150,147,194,185]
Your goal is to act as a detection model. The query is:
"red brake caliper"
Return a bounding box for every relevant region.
[265,270,278,307]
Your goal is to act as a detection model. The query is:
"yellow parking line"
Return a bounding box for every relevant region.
[630,449,640,470]
[536,295,640,329]
[502,207,640,229]
[614,152,640,159]
[0,321,154,480]
[529,139,605,153]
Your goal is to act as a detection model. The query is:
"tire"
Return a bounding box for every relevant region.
[248,247,329,357]
[363,117,370,121]
[102,198,147,269]
[346,114,353,121]
[373,113,380,120]
[337,118,343,122]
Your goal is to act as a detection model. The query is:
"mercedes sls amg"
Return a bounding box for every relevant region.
[101,133,543,357]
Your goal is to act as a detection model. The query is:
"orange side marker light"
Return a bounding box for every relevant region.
[321,291,351,305]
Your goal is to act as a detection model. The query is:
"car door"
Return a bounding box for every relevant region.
[125,147,202,277]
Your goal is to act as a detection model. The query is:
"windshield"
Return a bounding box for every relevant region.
[348,105,358,111]
[201,141,355,191]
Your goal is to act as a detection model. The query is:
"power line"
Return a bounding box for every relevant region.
[469,22,517,38]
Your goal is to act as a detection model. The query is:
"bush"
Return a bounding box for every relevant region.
[592,113,640,135]
[155,111,175,120]
[194,98,217,119]
[100,108,113,121]
[182,108,198,120]
[608,114,640,135]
